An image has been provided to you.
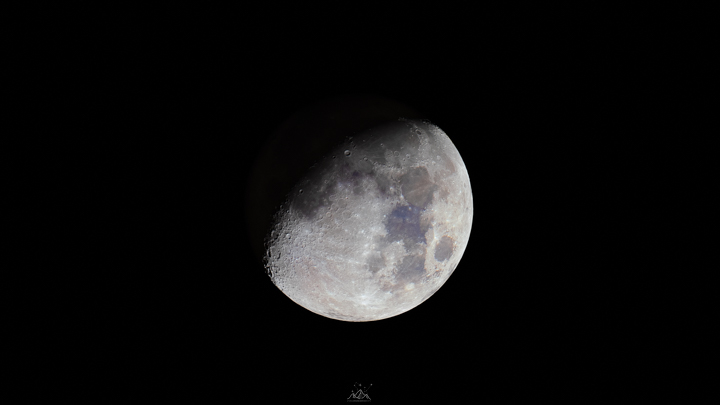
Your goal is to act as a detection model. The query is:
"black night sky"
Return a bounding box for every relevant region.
[26,5,692,402]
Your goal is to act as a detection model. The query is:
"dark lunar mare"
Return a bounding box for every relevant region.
[434,236,454,261]
[385,204,427,245]
[400,167,436,209]
[382,203,430,284]
[395,248,427,284]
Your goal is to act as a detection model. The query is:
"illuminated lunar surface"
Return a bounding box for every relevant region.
[264,119,473,321]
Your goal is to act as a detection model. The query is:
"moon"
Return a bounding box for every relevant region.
[262,118,473,321]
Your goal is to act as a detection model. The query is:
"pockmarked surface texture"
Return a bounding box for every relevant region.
[264,119,473,321]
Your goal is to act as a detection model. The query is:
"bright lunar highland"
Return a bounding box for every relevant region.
[264,119,473,321]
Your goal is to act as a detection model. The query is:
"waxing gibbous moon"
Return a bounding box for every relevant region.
[263,118,473,321]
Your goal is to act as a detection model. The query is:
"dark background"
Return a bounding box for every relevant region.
[22,5,695,402]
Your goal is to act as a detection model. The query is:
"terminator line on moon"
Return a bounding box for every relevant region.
[263,118,473,321]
